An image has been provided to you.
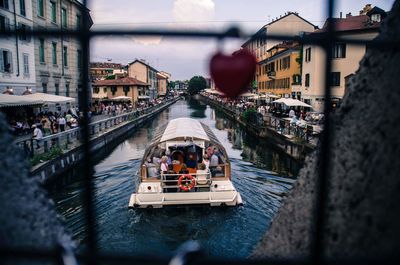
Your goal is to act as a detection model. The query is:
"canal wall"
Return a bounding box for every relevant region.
[196,94,314,161]
[30,97,179,184]
[252,1,400,260]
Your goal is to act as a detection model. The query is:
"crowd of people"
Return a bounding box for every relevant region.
[145,145,225,182]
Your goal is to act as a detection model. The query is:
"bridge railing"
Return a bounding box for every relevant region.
[15,98,177,158]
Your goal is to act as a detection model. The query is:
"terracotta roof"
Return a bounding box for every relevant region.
[315,15,381,33]
[93,77,149,86]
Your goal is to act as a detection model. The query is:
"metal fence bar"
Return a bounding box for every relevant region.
[311,0,335,264]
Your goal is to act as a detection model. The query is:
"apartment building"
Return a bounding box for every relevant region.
[32,0,92,98]
[1,0,36,95]
[157,71,170,96]
[127,59,158,99]
[258,41,301,98]
[90,62,124,81]
[300,5,386,111]
[242,12,317,93]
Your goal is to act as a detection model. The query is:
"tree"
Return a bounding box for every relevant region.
[187,76,207,95]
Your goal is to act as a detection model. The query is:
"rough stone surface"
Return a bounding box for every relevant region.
[252,1,400,260]
[0,115,73,252]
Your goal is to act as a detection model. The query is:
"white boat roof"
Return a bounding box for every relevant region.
[160,118,210,142]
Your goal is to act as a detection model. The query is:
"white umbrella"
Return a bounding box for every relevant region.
[272,98,313,108]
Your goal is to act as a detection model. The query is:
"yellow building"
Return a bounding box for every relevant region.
[258,42,301,98]
[92,77,149,105]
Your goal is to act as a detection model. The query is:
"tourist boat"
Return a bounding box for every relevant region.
[128,117,243,208]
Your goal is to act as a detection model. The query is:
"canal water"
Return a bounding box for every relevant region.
[50,98,301,259]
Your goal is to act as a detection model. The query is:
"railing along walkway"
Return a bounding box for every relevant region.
[202,94,320,146]
[15,98,177,159]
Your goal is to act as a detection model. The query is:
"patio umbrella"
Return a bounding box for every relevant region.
[272,98,313,108]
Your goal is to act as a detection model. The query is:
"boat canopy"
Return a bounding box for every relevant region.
[160,118,209,142]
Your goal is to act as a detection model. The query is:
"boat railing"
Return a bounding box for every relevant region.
[159,171,213,189]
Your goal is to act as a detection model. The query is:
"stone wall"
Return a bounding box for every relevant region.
[252,0,400,260]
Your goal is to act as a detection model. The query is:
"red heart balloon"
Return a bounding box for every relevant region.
[209,49,257,99]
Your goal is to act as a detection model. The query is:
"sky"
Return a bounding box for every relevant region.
[89,0,395,80]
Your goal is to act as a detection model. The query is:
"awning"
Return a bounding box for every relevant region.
[111,95,132,101]
[0,94,44,107]
[23,92,75,104]
[138,95,150,99]
[239,92,257,97]
[272,98,313,108]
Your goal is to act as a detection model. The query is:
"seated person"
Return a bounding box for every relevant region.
[145,158,159,178]
[213,165,224,177]
[202,154,210,170]
[165,165,178,188]
[186,153,197,169]
[196,163,209,185]
[160,156,169,173]
[179,164,189,174]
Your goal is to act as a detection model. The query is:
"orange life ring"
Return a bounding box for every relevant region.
[177,174,196,191]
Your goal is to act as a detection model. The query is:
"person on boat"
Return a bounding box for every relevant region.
[179,164,189,174]
[202,154,210,170]
[196,163,209,185]
[165,150,172,166]
[210,148,219,168]
[145,158,158,178]
[160,156,169,173]
[186,153,197,169]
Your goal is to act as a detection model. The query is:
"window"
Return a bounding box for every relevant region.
[111,86,117,96]
[76,14,81,29]
[282,56,290,69]
[23,53,29,75]
[305,47,311,62]
[63,46,68,67]
[65,83,70,97]
[37,0,44,17]
[371,14,381,23]
[55,83,59,95]
[329,72,341,86]
[39,39,45,63]
[61,8,67,28]
[332,43,346,58]
[50,1,57,23]
[42,83,47,93]
[77,49,82,69]
[0,49,12,73]
[0,15,10,34]
[19,0,25,16]
[0,0,9,9]
[52,42,57,65]
[305,73,310,87]
[18,23,31,42]
[123,86,130,96]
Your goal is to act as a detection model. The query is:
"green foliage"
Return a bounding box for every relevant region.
[242,108,257,123]
[30,146,64,166]
[105,75,116,80]
[188,76,207,95]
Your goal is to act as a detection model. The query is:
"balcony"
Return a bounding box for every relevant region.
[267,71,276,79]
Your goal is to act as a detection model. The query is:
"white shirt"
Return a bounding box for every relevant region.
[289,109,295,118]
[33,128,43,140]
[160,162,168,172]
[58,117,66,125]
[210,154,219,167]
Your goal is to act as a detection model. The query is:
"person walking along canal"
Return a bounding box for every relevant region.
[31,125,43,149]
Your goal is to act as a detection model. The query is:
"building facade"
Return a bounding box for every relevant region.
[242,12,317,94]
[157,71,170,96]
[89,62,124,81]
[300,6,386,111]
[92,77,149,106]
[32,0,92,99]
[127,59,158,100]
[257,41,301,98]
[1,0,36,95]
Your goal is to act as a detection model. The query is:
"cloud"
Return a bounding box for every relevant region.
[173,0,215,23]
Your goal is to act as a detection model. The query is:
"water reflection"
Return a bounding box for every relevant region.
[50,99,300,259]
